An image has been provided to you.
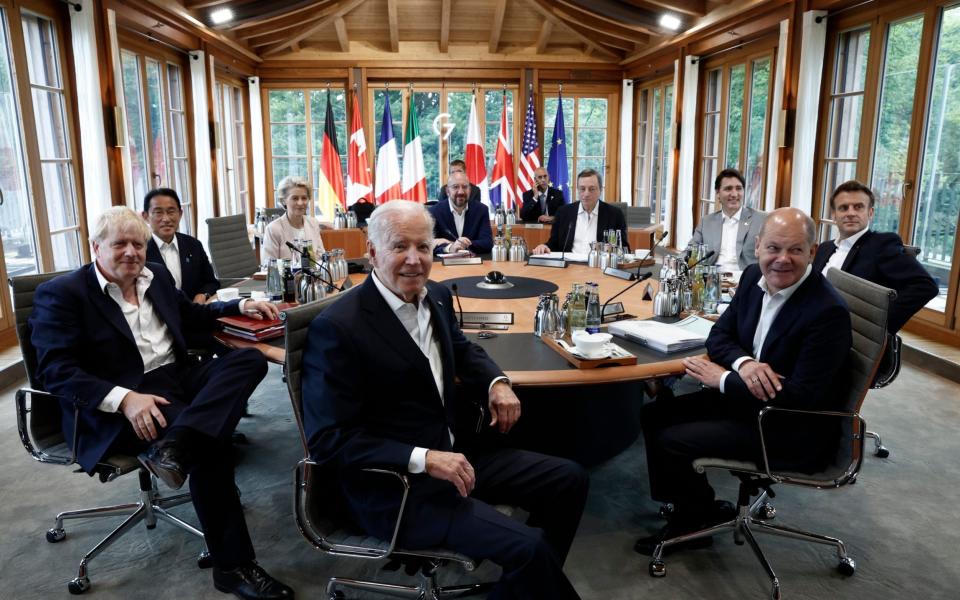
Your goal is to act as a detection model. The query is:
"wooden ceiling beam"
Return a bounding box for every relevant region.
[440,0,450,52]
[230,0,336,35]
[489,0,507,54]
[261,0,368,57]
[620,0,707,18]
[554,0,657,39]
[522,0,621,60]
[333,16,349,52]
[535,20,553,54]
[387,0,399,53]
[184,0,233,9]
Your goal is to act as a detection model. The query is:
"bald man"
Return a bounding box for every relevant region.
[520,167,565,223]
[635,208,852,555]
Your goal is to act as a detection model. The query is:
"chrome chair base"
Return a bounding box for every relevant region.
[865,430,889,457]
[326,559,494,600]
[648,491,855,600]
[49,470,208,595]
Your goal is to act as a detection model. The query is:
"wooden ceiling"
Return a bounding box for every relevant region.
[179,0,737,62]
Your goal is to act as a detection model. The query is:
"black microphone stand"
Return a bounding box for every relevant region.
[284,242,345,292]
[451,283,465,328]
[601,272,653,321]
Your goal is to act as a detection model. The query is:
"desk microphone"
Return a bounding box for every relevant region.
[601,271,653,321]
[687,249,716,270]
[559,220,575,263]
[637,230,669,274]
[451,283,465,328]
[284,241,345,292]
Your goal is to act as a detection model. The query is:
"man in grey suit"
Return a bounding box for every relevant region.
[688,169,766,275]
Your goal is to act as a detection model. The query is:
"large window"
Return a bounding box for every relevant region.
[815,1,960,330]
[119,40,192,231]
[543,90,612,200]
[265,86,347,219]
[215,79,250,219]
[634,77,674,224]
[696,48,775,218]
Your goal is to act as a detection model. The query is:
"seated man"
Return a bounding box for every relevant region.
[142,188,219,303]
[429,170,493,255]
[813,180,938,333]
[436,159,481,204]
[532,169,629,255]
[687,168,766,276]
[520,167,565,223]
[636,208,852,555]
[302,201,588,600]
[30,207,293,600]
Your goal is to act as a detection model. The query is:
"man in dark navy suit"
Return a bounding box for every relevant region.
[429,170,493,255]
[142,188,219,304]
[813,180,937,333]
[29,207,292,600]
[302,201,588,600]
[520,167,565,223]
[636,208,852,555]
[531,169,629,254]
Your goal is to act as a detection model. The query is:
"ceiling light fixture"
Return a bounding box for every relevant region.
[660,14,682,31]
[210,8,234,25]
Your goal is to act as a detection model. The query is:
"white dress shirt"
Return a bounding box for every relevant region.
[449,202,466,238]
[152,233,182,290]
[719,265,813,392]
[716,208,743,274]
[822,227,870,276]
[94,264,176,413]
[572,202,600,254]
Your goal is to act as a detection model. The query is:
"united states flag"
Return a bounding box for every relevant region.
[516,93,539,196]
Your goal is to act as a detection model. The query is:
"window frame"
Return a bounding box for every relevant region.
[214,75,252,220]
[633,74,674,225]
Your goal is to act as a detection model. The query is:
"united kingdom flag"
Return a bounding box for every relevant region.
[516,93,539,197]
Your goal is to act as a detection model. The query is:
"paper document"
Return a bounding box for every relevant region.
[536,252,589,263]
[608,317,714,354]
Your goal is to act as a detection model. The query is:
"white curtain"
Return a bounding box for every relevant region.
[675,55,699,247]
[664,59,679,240]
[106,9,135,209]
[791,11,828,214]
[619,79,634,204]
[764,19,790,213]
[69,0,111,227]
[248,76,267,209]
[190,50,215,245]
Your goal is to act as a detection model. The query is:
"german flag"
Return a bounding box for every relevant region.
[316,90,345,219]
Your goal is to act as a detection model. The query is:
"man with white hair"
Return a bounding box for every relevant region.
[30,207,293,600]
[302,201,589,599]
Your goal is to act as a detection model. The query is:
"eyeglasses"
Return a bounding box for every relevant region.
[149,208,181,218]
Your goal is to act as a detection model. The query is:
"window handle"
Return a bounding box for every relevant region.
[901,180,913,200]
[0,187,4,206]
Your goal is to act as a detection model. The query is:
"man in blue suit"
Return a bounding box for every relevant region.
[812,180,937,333]
[429,170,493,255]
[29,207,293,600]
[302,201,588,600]
[142,188,220,303]
[636,208,852,555]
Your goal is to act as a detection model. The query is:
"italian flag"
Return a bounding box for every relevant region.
[401,96,427,202]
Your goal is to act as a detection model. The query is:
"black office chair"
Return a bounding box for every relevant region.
[10,273,209,595]
[648,269,895,600]
[206,214,259,284]
[281,296,495,600]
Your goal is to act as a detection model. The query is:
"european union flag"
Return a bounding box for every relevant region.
[546,94,570,203]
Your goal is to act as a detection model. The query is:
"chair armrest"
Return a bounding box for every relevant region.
[15,388,76,466]
[755,405,866,485]
[359,467,411,558]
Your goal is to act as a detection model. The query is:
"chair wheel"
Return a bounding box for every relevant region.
[197,551,213,569]
[758,503,777,520]
[838,557,856,576]
[329,592,345,600]
[658,503,675,520]
[876,446,890,458]
[68,576,90,594]
[47,528,66,543]
[649,560,666,577]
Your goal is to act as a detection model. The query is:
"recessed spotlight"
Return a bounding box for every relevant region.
[660,14,682,31]
[210,8,234,25]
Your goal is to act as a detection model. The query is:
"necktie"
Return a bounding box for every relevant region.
[541,192,548,215]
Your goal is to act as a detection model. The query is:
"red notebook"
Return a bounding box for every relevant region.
[217,302,295,335]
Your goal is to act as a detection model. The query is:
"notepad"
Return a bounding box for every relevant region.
[608,316,714,354]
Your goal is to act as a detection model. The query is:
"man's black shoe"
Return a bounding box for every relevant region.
[138,440,188,490]
[213,563,294,600]
[635,500,738,556]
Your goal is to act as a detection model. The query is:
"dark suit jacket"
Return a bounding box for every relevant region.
[519,186,565,222]
[146,233,219,299]
[428,199,494,254]
[544,201,630,252]
[438,183,481,204]
[812,230,938,333]
[28,262,242,473]
[301,276,503,540]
